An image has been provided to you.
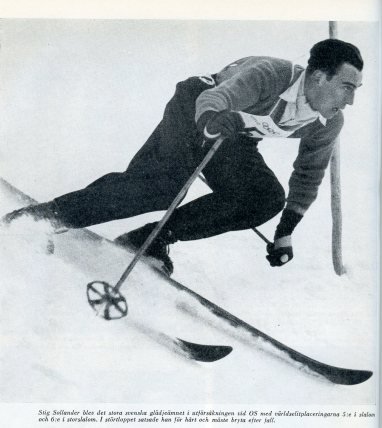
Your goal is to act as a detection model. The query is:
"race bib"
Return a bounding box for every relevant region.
[238,111,295,139]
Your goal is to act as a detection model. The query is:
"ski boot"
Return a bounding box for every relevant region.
[1,201,67,255]
[115,222,176,276]
[2,202,58,224]
[2,201,65,231]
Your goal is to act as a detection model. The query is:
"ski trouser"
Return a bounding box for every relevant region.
[53,76,286,241]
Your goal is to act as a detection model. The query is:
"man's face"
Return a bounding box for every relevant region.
[309,62,363,119]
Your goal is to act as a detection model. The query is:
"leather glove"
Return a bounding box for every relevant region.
[266,209,303,267]
[197,110,245,141]
[266,236,293,267]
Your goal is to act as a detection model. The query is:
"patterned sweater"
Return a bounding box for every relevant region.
[195,56,344,215]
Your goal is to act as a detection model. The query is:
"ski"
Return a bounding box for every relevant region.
[109,227,373,384]
[0,177,373,384]
[112,234,372,384]
[113,235,373,385]
[0,177,233,364]
[156,272,373,385]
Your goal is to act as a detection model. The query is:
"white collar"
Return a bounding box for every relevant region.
[279,71,327,126]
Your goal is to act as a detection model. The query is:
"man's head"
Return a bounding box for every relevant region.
[305,39,363,119]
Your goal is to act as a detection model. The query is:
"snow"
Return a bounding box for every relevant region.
[0,18,379,416]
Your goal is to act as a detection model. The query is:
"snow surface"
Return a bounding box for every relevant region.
[0,20,379,406]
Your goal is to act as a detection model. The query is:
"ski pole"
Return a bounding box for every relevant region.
[251,227,272,245]
[87,135,225,320]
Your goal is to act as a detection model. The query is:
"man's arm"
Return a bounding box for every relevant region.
[268,112,344,267]
[195,59,292,141]
[287,114,344,215]
[195,58,289,123]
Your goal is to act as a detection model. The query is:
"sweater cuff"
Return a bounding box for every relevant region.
[274,209,303,240]
[274,235,292,249]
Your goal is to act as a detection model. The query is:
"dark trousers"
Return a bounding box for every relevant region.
[54,77,285,241]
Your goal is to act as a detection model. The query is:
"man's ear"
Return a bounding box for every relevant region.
[311,69,328,86]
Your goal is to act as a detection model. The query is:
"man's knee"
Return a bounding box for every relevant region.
[244,179,285,224]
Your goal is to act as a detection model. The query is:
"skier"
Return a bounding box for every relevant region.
[3,39,363,275]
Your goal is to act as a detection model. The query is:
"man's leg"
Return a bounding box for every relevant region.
[164,137,286,241]
[52,77,212,228]
[52,160,187,228]
[2,122,193,229]
[3,76,212,232]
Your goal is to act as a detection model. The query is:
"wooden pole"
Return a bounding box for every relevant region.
[329,21,346,275]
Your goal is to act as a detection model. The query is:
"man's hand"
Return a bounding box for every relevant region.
[266,236,293,267]
[266,209,303,267]
[197,110,245,141]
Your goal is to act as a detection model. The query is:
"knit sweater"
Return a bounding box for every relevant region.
[195,56,344,215]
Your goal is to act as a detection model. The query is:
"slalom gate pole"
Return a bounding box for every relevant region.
[329,21,346,276]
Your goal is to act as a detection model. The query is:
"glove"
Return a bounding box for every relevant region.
[197,110,245,141]
[266,236,293,267]
[266,209,303,267]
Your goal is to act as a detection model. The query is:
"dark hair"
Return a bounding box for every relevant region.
[306,39,363,77]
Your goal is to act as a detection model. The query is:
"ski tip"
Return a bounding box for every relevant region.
[325,368,373,386]
[177,338,233,362]
[345,370,373,386]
